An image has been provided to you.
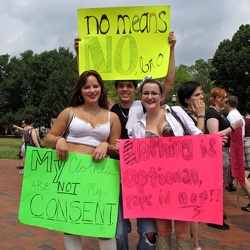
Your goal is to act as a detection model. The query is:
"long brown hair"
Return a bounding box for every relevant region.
[68,70,108,109]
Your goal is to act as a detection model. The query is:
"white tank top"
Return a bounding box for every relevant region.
[66,112,111,147]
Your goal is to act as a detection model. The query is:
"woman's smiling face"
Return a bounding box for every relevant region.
[81,75,101,103]
[141,82,164,109]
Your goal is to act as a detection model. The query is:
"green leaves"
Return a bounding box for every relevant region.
[211,24,250,112]
[0,48,78,132]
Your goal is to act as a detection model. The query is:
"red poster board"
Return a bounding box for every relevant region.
[230,128,245,185]
[119,134,223,225]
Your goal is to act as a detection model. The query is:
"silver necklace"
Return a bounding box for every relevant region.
[119,104,129,119]
[88,113,93,121]
[83,108,101,121]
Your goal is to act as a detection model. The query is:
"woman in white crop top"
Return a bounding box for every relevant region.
[45,70,121,250]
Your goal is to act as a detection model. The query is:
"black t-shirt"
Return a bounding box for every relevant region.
[110,103,146,159]
[205,107,230,147]
[110,103,146,139]
[110,103,130,140]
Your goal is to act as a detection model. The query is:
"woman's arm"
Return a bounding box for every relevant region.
[206,118,219,134]
[13,124,24,131]
[31,129,41,148]
[44,108,72,161]
[74,37,81,71]
[172,106,202,135]
[207,118,243,135]
[107,112,121,158]
[162,31,176,100]
[91,112,121,161]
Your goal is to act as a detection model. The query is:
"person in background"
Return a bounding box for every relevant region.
[13,120,26,170]
[177,80,205,250]
[205,88,243,230]
[44,70,121,250]
[225,96,245,191]
[20,114,41,175]
[132,79,203,250]
[224,96,241,192]
[75,31,177,250]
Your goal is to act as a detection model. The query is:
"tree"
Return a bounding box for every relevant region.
[166,64,192,105]
[211,24,250,112]
[188,59,215,104]
[0,54,11,134]
[0,48,78,134]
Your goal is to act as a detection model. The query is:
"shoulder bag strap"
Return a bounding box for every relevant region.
[62,107,75,137]
[170,107,189,135]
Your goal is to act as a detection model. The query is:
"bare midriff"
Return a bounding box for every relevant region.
[67,142,96,155]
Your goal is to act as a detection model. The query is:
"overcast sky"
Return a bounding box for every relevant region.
[0,0,249,66]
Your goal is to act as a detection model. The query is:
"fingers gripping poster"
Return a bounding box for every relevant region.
[18,147,120,238]
[78,6,170,80]
[119,134,223,225]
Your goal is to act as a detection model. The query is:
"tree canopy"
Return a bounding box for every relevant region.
[211,24,250,112]
[0,48,78,134]
[0,24,248,134]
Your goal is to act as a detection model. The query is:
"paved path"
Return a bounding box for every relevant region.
[0,158,250,250]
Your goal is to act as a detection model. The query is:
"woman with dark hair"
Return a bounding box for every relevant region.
[205,87,243,230]
[45,70,121,250]
[177,80,205,132]
[177,80,205,250]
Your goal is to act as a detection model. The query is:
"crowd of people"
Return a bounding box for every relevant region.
[15,29,250,250]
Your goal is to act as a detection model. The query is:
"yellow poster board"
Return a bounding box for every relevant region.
[78,6,170,80]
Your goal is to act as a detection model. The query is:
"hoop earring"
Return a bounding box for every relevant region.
[79,95,84,102]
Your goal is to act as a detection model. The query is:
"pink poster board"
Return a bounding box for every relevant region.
[230,128,245,185]
[119,134,223,225]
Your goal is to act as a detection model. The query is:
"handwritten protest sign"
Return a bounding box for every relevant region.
[78,6,170,80]
[18,147,120,238]
[230,128,245,185]
[119,134,223,225]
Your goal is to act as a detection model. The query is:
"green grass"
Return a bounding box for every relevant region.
[0,137,23,159]
[0,136,45,159]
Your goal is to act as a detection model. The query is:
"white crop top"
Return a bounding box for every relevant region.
[66,112,111,147]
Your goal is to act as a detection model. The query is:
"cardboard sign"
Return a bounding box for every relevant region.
[18,147,120,238]
[119,134,223,225]
[78,6,170,80]
[230,128,245,185]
